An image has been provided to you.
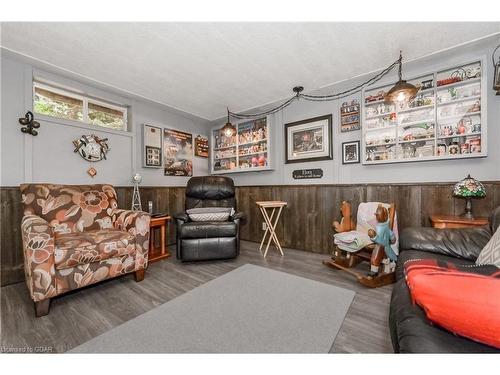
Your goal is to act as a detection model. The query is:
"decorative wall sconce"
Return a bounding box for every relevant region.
[18,111,40,136]
[493,44,500,95]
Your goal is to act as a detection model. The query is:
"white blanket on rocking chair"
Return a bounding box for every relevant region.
[334,231,373,252]
[333,202,399,254]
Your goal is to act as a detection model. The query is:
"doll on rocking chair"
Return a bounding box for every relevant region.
[367,204,397,277]
[325,201,399,288]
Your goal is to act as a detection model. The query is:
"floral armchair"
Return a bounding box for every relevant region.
[20,184,151,317]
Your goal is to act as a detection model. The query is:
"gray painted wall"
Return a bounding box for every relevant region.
[2,36,500,189]
[211,36,500,186]
[0,50,210,187]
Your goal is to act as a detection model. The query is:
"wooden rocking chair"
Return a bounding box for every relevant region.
[323,201,397,288]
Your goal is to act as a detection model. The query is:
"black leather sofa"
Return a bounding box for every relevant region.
[389,206,500,353]
[174,176,244,262]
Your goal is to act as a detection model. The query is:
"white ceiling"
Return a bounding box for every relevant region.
[1,22,499,120]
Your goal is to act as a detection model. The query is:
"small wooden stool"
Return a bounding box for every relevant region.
[148,215,171,263]
[256,201,287,257]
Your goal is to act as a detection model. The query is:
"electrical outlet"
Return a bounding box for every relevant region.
[262,222,267,231]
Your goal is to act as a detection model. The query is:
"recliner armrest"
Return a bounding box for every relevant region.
[173,212,190,223]
[230,211,245,222]
[400,226,491,261]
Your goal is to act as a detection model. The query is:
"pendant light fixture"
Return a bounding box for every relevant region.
[493,44,500,95]
[384,51,419,104]
[221,108,236,137]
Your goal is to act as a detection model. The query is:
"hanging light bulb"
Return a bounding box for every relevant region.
[384,51,419,104]
[221,109,236,137]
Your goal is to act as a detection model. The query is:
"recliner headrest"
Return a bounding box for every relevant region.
[185,176,235,200]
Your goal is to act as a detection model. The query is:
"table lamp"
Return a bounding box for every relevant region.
[452,174,486,219]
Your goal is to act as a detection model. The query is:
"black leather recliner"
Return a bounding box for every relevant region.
[174,176,244,262]
[389,206,500,353]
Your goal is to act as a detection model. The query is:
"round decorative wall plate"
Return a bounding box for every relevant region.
[73,134,110,161]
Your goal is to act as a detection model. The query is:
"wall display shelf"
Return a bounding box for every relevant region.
[211,117,271,174]
[361,59,487,164]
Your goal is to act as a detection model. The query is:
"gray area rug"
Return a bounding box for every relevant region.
[70,264,355,353]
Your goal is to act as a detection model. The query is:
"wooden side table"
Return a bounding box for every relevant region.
[256,201,287,257]
[430,215,488,229]
[148,215,172,263]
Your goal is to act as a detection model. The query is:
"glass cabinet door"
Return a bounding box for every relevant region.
[211,117,270,173]
[436,61,482,157]
[362,60,484,164]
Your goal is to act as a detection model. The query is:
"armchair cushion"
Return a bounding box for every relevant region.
[400,226,491,261]
[476,226,500,267]
[186,207,235,222]
[20,184,119,234]
[178,221,237,239]
[54,229,135,270]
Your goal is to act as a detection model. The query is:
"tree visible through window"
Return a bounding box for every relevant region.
[34,86,83,121]
[33,82,128,131]
[88,101,126,130]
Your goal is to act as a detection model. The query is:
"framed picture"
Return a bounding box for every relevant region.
[340,99,360,133]
[145,146,161,167]
[194,135,209,158]
[164,128,193,176]
[284,114,333,163]
[143,124,162,168]
[342,140,360,164]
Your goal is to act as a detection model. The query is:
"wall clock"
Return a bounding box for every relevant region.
[73,134,110,161]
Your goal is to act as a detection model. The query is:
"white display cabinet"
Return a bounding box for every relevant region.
[210,116,272,174]
[361,59,487,164]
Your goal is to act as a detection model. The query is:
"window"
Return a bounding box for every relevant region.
[33,82,128,131]
[88,101,127,131]
[34,85,83,121]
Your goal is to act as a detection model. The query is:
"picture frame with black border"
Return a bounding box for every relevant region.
[145,146,162,167]
[284,114,333,164]
[342,140,360,164]
[143,124,163,168]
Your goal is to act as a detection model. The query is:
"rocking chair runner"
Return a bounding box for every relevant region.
[323,201,398,288]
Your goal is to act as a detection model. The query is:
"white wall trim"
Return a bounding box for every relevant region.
[23,65,33,182]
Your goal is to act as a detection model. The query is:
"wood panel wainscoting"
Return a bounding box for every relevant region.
[2,182,500,286]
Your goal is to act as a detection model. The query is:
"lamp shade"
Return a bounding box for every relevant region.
[384,51,419,104]
[384,80,419,103]
[222,121,236,137]
[452,174,486,199]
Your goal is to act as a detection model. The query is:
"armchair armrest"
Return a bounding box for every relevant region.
[113,209,151,269]
[21,215,57,302]
[400,226,491,261]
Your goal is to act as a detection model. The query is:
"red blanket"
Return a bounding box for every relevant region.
[404,259,500,349]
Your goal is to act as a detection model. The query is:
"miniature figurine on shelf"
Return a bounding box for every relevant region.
[367,204,397,277]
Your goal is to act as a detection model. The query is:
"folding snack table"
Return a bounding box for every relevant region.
[256,200,287,257]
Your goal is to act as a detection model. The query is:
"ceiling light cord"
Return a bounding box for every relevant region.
[227,56,401,119]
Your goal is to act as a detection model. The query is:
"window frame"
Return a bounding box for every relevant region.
[33,81,129,132]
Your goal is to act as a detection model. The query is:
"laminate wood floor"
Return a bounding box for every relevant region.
[0,241,394,353]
